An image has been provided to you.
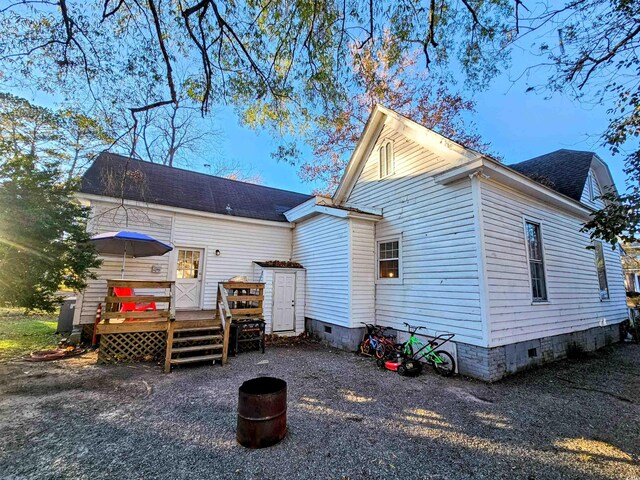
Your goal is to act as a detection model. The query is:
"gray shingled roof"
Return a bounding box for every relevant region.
[509,149,595,201]
[80,152,312,222]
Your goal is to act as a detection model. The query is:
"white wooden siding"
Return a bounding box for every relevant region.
[349,218,376,325]
[253,266,306,335]
[172,213,292,310]
[292,215,351,327]
[76,199,293,324]
[481,178,627,346]
[347,125,484,345]
[77,201,174,325]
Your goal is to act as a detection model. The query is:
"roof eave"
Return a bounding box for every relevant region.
[77,192,295,228]
[284,196,382,223]
[435,157,592,219]
[590,153,619,197]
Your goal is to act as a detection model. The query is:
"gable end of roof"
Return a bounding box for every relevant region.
[509,149,595,201]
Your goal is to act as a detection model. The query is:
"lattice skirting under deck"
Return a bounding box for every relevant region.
[81,324,95,343]
[98,331,167,364]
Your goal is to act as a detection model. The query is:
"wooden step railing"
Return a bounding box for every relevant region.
[216,281,265,357]
[221,282,265,319]
[217,283,232,366]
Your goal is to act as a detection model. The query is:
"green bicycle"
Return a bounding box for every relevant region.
[402,322,456,377]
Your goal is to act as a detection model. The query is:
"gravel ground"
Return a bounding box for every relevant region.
[0,341,638,480]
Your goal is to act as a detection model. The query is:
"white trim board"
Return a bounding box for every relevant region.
[77,193,295,229]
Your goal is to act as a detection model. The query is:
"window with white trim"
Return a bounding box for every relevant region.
[377,239,400,279]
[379,141,394,178]
[525,221,547,302]
[593,240,609,300]
[586,170,595,201]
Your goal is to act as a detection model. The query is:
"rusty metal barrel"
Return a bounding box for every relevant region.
[237,377,287,448]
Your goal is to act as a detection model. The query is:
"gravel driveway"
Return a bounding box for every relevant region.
[0,341,638,480]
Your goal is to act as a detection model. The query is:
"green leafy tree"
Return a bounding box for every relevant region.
[285,33,491,193]
[0,1,513,161]
[0,153,101,311]
[0,93,114,179]
[515,0,640,245]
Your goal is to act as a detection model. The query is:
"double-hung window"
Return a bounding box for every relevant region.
[378,239,400,280]
[379,141,394,178]
[593,240,609,300]
[525,221,547,302]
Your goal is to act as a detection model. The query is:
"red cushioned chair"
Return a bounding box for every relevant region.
[113,287,157,312]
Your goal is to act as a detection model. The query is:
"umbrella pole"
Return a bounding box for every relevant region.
[121,244,126,279]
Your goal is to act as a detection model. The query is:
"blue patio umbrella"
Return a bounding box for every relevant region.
[89,231,173,278]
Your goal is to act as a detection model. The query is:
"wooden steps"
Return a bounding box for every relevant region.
[175,326,221,333]
[172,334,221,343]
[163,282,265,373]
[172,344,223,354]
[170,354,222,365]
[164,321,224,372]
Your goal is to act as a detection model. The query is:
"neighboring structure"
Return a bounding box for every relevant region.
[75,105,627,381]
[621,244,640,293]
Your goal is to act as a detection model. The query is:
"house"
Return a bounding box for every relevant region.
[620,243,640,293]
[74,105,627,381]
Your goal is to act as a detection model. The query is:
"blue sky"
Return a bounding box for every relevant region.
[9,46,630,197]
[212,61,629,196]
[217,94,625,196]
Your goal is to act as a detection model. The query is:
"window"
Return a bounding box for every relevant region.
[586,171,596,201]
[587,172,594,200]
[379,141,394,178]
[525,221,547,302]
[176,249,201,279]
[378,239,400,280]
[593,241,609,300]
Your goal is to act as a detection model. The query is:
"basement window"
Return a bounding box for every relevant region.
[324,325,332,334]
[528,348,538,358]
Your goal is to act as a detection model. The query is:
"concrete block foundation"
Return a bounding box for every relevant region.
[457,322,622,381]
[305,317,622,381]
[305,318,363,351]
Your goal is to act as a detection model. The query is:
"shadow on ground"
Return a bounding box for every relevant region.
[0,342,638,479]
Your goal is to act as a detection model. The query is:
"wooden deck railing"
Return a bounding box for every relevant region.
[96,279,176,336]
[102,279,176,324]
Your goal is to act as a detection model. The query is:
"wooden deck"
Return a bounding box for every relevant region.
[96,310,220,335]
[95,279,264,371]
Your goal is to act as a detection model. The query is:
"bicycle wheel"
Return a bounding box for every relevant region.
[383,342,395,359]
[374,342,386,359]
[359,339,371,356]
[431,351,455,377]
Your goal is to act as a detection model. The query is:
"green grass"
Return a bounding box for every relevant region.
[0,308,61,361]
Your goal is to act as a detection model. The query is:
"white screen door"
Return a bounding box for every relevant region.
[272,273,296,332]
[175,248,203,309]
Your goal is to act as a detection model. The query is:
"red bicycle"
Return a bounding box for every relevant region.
[358,323,397,359]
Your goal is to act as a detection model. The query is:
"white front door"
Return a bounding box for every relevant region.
[272,273,296,332]
[175,248,204,309]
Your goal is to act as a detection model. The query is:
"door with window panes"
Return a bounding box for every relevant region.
[174,248,204,309]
